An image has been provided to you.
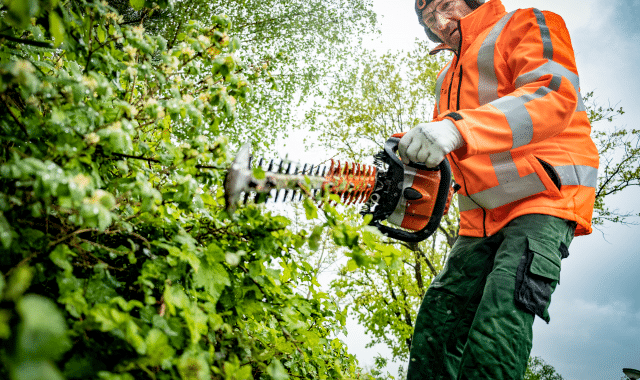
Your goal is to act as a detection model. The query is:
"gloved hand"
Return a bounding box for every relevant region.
[398,119,465,168]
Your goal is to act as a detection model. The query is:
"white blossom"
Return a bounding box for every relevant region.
[12,60,35,75]
[84,133,100,145]
[123,45,137,58]
[182,94,194,104]
[82,76,98,91]
[72,174,91,190]
[181,45,195,58]
[197,35,211,46]
[126,66,138,78]
[131,25,145,39]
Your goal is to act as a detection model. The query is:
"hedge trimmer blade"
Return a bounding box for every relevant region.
[224,143,378,212]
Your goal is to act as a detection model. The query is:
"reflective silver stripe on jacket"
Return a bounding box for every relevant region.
[533,8,553,60]
[515,60,586,112]
[554,165,598,187]
[477,11,516,106]
[478,10,584,110]
[387,166,418,226]
[458,164,598,211]
[435,61,452,115]
[463,9,591,212]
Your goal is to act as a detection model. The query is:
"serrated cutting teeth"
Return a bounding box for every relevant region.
[224,143,378,212]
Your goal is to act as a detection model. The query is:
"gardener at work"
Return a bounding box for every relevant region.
[397,0,599,378]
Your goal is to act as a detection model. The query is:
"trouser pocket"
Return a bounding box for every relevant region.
[514,236,566,323]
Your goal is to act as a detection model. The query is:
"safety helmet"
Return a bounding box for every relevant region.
[415,0,485,43]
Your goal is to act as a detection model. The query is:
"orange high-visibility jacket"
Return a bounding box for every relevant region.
[432,0,599,237]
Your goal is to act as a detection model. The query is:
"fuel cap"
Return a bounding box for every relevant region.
[403,187,422,200]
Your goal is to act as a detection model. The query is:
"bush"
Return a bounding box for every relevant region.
[0,1,377,378]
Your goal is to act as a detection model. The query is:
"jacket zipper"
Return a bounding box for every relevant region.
[456,67,463,111]
[446,73,454,111]
[447,30,488,237]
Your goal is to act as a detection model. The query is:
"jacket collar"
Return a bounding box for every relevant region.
[428,0,507,55]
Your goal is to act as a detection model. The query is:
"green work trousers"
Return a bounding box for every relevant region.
[406,214,576,380]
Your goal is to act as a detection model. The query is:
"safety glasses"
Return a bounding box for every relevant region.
[422,0,460,28]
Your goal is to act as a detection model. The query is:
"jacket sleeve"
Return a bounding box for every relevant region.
[446,9,583,158]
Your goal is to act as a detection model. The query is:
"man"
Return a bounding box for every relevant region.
[397,0,599,378]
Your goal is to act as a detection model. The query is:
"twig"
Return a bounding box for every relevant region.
[80,249,126,272]
[168,20,183,49]
[84,35,119,73]
[275,317,304,355]
[108,229,151,249]
[0,94,28,136]
[4,252,40,277]
[78,238,127,256]
[110,152,224,170]
[112,152,160,163]
[47,228,96,248]
[0,33,53,48]
[83,11,95,73]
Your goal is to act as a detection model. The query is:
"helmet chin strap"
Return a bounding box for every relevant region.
[464,0,485,10]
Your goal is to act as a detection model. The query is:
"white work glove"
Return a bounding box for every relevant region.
[398,119,465,168]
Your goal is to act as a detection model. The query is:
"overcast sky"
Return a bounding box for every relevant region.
[328,1,640,379]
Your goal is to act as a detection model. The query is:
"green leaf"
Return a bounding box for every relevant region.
[4,266,34,301]
[252,166,266,180]
[3,0,40,29]
[308,225,323,251]
[16,294,71,361]
[49,12,65,47]
[97,371,135,380]
[49,244,75,276]
[0,211,12,249]
[0,309,11,339]
[125,320,147,354]
[144,328,175,366]
[193,262,230,303]
[129,0,144,10]
[163,285,190,315]
[303,197,318,219]
[361,212,373,225]
[299,330,320,346]
[97,26,106,43]
[346,259,358,272]
[230,37,241,52]
[11,359,65,380]
[177,349,210,380]
[151,315,179,337]
[266,359,289,380]
[183,303,208,344]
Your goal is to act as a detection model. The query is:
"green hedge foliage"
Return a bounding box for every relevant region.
[0,1,395,379]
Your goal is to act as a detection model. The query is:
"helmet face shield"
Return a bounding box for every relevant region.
[415,0,485,43]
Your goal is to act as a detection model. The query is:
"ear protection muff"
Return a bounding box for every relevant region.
[415,0,486,43]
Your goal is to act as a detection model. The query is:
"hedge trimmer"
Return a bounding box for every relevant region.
[224,134,457,243]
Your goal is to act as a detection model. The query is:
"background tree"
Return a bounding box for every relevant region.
[585,92,640,226]
[102,0,379,150]
[524,356,564,380]
[306,42,447,160]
